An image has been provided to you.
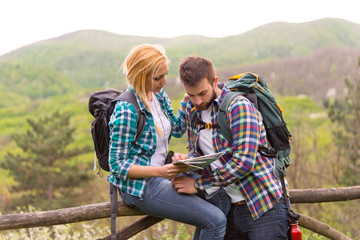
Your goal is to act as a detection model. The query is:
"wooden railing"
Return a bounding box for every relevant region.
[1,186,360,240]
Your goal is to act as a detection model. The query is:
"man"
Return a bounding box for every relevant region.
[172,56,289,239]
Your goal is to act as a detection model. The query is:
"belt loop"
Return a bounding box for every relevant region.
[231,200,246,207]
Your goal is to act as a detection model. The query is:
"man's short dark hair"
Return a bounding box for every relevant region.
[179,56,216,87]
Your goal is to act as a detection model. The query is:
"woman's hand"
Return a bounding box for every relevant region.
[159,164,187,179]
[182,93,190,103]
[127,153,189,179]
[128,163,186,179]
[172,153,189,163]
[180,93,190,111]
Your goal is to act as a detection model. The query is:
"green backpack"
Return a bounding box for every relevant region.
[191,72,299,223]
[218,72,292,179]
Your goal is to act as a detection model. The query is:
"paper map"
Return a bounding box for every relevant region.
[174,152,224,170]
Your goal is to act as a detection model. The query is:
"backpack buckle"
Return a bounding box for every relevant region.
[258,145,278,158]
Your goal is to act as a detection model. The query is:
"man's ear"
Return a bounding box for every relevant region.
[213,77,218,88]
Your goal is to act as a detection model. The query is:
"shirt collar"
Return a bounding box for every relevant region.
[217,85,230,106]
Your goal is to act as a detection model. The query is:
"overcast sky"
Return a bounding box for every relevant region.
[1,0,359,56]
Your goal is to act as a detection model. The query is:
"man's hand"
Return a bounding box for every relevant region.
[172,176,198,194]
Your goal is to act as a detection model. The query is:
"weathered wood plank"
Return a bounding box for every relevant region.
[0,186,359,231]
[0,201,144,231]
[298,214,352,240]
[290,185,360,203]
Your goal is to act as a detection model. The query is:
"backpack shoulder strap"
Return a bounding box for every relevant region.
[218,86,259,143]
[189,105,197,129]
[188,104,208,156]
[218,91,244,143]
[117,90,146,142]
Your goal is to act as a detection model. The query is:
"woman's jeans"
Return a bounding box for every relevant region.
[224,197,289,240]
[193,188,231,240]
[120,177,227,240]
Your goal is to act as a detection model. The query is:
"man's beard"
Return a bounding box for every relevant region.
[194,89,217,111]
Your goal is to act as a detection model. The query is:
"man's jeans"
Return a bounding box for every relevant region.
[120,177,227,240]
[184,172,232,215]
[224,197,289,240]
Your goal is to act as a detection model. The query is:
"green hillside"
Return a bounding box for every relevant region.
[1,18,359,92]
[217,46,360,102]
[217,18,360,63]
[0,61,78,104]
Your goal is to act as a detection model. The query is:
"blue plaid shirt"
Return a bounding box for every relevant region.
[185,85,283,220]
[107,87,186,198]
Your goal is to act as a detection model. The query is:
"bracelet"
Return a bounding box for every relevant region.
[180,101,187,107]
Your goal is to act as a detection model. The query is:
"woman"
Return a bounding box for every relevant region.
[107,44,227,240]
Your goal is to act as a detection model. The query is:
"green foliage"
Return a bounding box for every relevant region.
[278,95,328,133]
[0,111,93,210]
[151,222,192,240]
[301,228,354,240]
[300,228,328,240]
[328,63,360,186]
[0,61,79,104]
[167,94,189,154]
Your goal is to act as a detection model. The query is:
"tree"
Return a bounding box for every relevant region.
[1,111,93,210]
[328,57,360,186]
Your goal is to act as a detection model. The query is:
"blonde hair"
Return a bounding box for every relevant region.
[122,44,169,136]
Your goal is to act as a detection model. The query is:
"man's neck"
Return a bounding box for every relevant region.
[215,87,222,98]
[200,104,213,114]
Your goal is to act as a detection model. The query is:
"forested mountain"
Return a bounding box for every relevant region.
[1,18,360,104]
[217,46,360,102]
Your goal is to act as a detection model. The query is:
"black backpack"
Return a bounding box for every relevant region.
[89,88,146,173]
[88,88,146,239]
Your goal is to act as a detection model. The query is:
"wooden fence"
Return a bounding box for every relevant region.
[1,186,360,240]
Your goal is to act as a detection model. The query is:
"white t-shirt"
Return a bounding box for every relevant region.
[198,105,244,203]
[149,93,171,166]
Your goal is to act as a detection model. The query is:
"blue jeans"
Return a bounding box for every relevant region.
[224,198,289,240]
[193,188,231,240]
[120,177,227,240]
[184,172,231,215]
